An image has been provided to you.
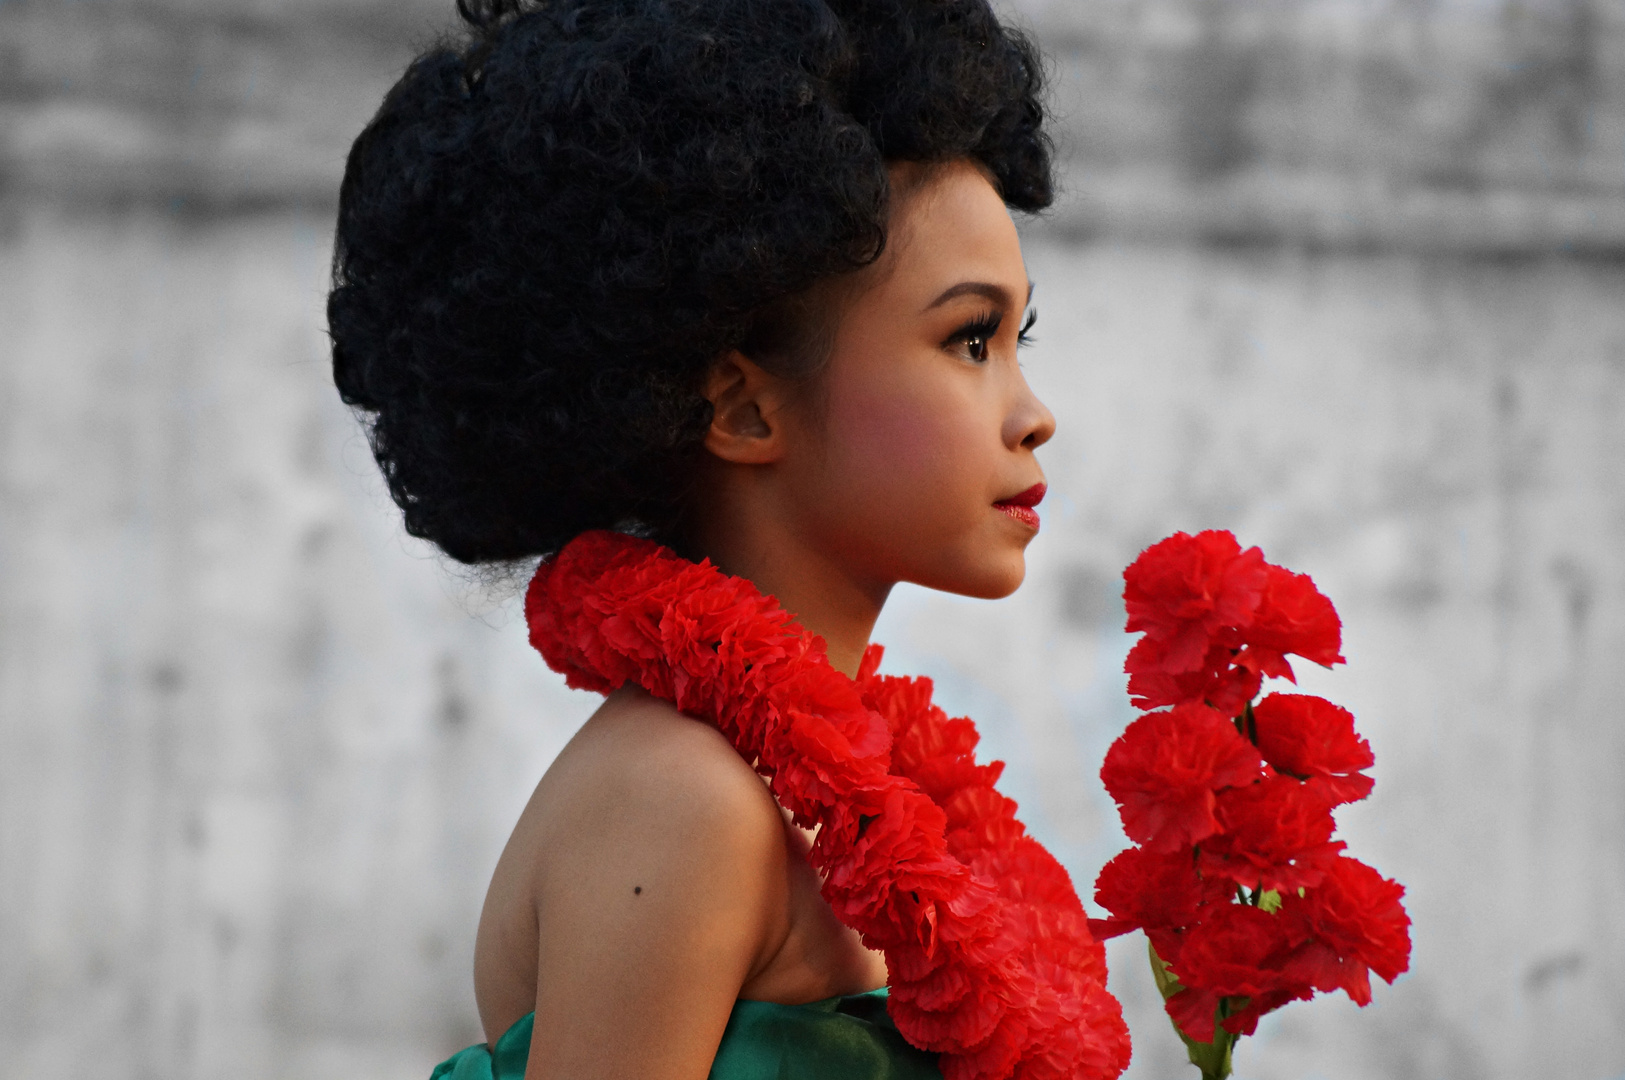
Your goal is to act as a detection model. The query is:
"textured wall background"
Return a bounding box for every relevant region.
[3,2,1624,1079]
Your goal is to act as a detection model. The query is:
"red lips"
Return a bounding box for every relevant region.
[994,482,1046,531]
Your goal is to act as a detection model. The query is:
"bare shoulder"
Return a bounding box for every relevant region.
[540,685,785,846]
[474,686,792,1048]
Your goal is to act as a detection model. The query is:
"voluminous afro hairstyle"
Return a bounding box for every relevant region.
[328,0,1053,564]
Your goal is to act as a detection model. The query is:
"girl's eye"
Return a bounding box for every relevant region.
[947,313,1002,363]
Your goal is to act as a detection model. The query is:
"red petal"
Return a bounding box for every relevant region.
[1124,531,1268,675]
[1101,705,1264,852]
[1243,564,1344,669]
[1199,774,1345,891]
[1251,694,1373,805]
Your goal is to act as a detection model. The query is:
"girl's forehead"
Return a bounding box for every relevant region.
[874,165,1027,299]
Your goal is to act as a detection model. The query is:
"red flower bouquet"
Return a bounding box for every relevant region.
[1091,532,1410,1080]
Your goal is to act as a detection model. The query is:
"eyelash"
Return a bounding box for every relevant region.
[947,308,1038,362]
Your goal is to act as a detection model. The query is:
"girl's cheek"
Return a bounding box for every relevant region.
[837,391,954,492]
[830,352,967,469]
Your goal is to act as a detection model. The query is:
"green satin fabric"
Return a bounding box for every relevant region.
[429,988,941,1080]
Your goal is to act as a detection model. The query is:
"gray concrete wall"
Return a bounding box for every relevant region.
[3,2,1624,1078]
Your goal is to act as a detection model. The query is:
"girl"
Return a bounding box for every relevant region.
[328,1,1129,1078]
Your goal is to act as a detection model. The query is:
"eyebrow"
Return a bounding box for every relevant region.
[923,280,1036,312]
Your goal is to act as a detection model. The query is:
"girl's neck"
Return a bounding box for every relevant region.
[679,498,891,679]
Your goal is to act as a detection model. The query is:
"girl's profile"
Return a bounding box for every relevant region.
[328,1,1130,1077]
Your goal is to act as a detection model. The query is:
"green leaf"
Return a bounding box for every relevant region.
[1257,889,1282,913]
[1148,939,1184,999]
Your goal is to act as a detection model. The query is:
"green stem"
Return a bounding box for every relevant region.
[1188,1006,1238,1080]
[1148,942,1242,1080]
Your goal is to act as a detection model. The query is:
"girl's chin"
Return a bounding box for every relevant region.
[914,553,1027,601]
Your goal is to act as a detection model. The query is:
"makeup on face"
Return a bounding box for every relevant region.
[993,482,1045,531]
[700,160,1056,610]
[930,280,1038,366]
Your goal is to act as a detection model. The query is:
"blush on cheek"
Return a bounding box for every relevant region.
[830,351,967,469]
[829,390,970,530]
[822,390,989,574]
[844,399,942,481]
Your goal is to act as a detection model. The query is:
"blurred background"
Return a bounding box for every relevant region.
[2,1,1623,1077]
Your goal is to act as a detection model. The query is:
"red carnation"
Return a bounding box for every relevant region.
[856,663,1130,1078]
[1199,773,1345,892]
[1237,564,1344,681]
[1101,705,1264,853]
[1172,903,1295,996]
[1279,856,1410,1005]
[1093,846,1227,933]
[1164,904,1308,1042]
[1251,694,1374,805]
[1126,639,1262,716]
[1123,532,1268,675]
[1105,533,1406,1079]
[1122,535,1348,719]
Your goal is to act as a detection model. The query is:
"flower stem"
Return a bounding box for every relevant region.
[1147,943,1241,1080]
[1185,1009,1237,1080]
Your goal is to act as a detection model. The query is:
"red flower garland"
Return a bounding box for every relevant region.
[525,530,1130,1080]
[1092,531,1411,1050]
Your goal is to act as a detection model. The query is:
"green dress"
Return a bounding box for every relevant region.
[429,988,941,1080]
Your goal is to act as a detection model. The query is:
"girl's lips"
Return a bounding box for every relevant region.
[994,482,1046,531]
[997,504,1040,530]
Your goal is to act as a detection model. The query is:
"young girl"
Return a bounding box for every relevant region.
[328,1,1130,1078]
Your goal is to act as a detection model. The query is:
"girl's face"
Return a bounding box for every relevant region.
[774,159,1055,601]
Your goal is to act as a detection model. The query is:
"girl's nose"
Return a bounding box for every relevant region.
[1007,373,1056,451]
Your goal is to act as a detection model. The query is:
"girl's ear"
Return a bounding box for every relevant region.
[702,351,791,465]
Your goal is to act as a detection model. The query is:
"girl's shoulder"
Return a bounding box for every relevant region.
[497,684,792,911]
[474,687,794,1043]
[548,686,784,834]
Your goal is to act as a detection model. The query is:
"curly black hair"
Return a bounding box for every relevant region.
[328,0,1053,564]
